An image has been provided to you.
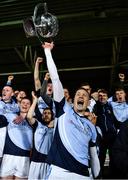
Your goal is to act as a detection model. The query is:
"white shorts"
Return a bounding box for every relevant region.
[47,165,92,180]
[0,127,6,157]
[0,154,30,178]
[28,161,50,180]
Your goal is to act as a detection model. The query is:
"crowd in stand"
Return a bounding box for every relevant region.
[0,42,128,179]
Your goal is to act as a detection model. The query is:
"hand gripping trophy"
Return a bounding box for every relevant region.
[23,2,59,43]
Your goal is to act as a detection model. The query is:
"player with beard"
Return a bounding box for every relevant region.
[27,91,54,180]
[42,42,100,179]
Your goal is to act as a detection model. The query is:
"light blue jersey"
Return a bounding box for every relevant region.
[110,101,128,122]
[38,96,49,114]
[47,99,97,176]
[34,121,54,154]
[38,96,55,116]
[0,99,19,157]
[0,99,19,122]
[0,100,19,115]
[58,100,97,165]
[7,116,33,150]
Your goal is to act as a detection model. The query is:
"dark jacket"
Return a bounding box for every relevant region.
[111,120,128,179]
[94,101,117,139]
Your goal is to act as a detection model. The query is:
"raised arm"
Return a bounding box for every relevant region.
[34,57,43,91]
[6,75,14,86]
[40,72,53,107]
[42,42,64,102]
[40,72,50,97]
[27,91,38,125]
[90,146,101,178]
[118,73,125,82]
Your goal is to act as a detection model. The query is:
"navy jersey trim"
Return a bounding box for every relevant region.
[54,98,65,118]
[0,115,8,128]
[4,131,30,157]
[47,124,89,177]
[89,141,96,147]
[31,146,47,163]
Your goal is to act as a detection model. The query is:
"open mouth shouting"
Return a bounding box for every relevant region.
[76,98,85,111]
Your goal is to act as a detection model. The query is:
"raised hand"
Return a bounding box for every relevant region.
[13,115,24,124]
[118,73,125,81]
[42,42,54,50]
[8,75,14,81]
[36,57,43,64]
[31,91,38,103]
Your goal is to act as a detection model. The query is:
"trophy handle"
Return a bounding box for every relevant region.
[23,17,36,37]
[33,2,48,26]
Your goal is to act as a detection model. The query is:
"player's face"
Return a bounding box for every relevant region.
[74,89,89,114]
[20,99,31,113]
[42,109,52,124]
[115,90,126,102]
[47,83,53,96]
[64,88,70,100]
[2,86,14,101]
[98,92,108,104]
[17,91,26,102]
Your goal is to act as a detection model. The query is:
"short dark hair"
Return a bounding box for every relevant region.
[80,82,90,87]
[98,88,108,95]
[20,97,31,104]
[115,87,126,92]
[75,87,90,97]
[3,85,14,91]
